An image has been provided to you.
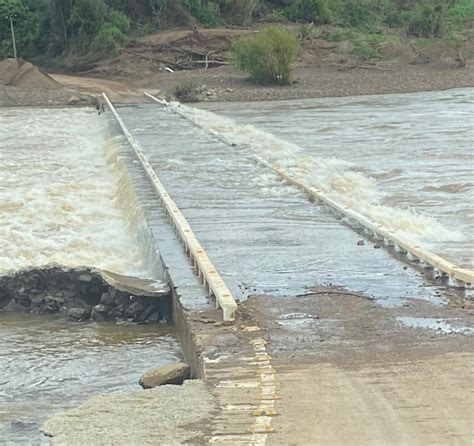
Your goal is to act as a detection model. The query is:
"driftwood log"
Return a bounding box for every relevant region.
[409,42,431,65]
[122,45,228,70]
[456,48,468,69]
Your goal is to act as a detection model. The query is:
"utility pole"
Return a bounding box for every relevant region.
[6,14,18,59]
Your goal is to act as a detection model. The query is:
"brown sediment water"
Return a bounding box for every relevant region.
[1,89,473,443]
[116,94,472,308]
[197,88,474,269]
[0,313,181,444]
[0,107,181,444]
[0,107,160,278]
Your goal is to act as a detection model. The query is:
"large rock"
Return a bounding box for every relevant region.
[139,362,190,389]
[91,304,108,320]
[67,307,90,321]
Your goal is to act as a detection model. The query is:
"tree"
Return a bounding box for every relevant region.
[0,0,42,59]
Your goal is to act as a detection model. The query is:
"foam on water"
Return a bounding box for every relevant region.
[119,102,472,305]
[197,89,474,267]
[0,108,151,277]
[169,102,462,250]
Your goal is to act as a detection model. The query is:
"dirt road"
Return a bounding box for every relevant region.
[272,354,472,445]
[50,74,146,102]
[201,289,473,445]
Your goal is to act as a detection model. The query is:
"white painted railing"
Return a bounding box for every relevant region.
[258,157,474,286]
[103,93,238,321]
[144,92,473,287]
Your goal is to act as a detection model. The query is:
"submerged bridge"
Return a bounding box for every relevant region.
[104,92,473,320]
[101,94,473,445]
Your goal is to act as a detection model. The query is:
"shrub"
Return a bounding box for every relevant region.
[91,23,128,58]
[351,34,386,59]
[401,0,448,37]
[331,0,399,30]
[174,80,201,102]
[67,3,130,57]
[298,22,318,41]
[266,9,287,22]
[324,28,356,42]
[448,0,474,28]
[69,0,107,49]
[231,27,299,85]
[219,0,259,26]
[286,0,331,24]
[106,9,131,35]
[182,0,220,27]
[182,0,260,27]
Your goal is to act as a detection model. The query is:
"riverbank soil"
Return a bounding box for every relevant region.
[46,26,474,103]
[187,286,473,445]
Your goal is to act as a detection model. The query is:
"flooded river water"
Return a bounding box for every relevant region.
[118,88,472,307]
[0,108,181,444]
[0,108,152,276]
[0,314,181,444]
[199,88,474,269]
[1,89,472,443]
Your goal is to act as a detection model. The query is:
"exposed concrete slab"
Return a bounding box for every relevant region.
[193,290,473,445]
[106,113,212,315]
[41,380,216,446]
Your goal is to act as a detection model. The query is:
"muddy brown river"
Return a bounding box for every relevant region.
[1,89,472,444]
[0,108,181,444]
[198,88,474,268]
[0,314,181,444]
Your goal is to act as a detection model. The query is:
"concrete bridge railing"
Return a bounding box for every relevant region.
[144,92,473,288]
[103,93,238,321]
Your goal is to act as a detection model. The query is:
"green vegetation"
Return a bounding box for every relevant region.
[287,0,332,25]
[297,22,318,42]
[350,33,389,60]
[174,79,200,101]
[231,27,298,84]
[0,0,472,63]
[70,1,130,56]
[284,0,474,35]
[449,0,474,26]
[0,0,132,61]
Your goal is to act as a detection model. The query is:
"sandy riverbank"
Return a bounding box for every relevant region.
[52,61,474,103]
[2,62,472,107]
[2,25,474,106]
